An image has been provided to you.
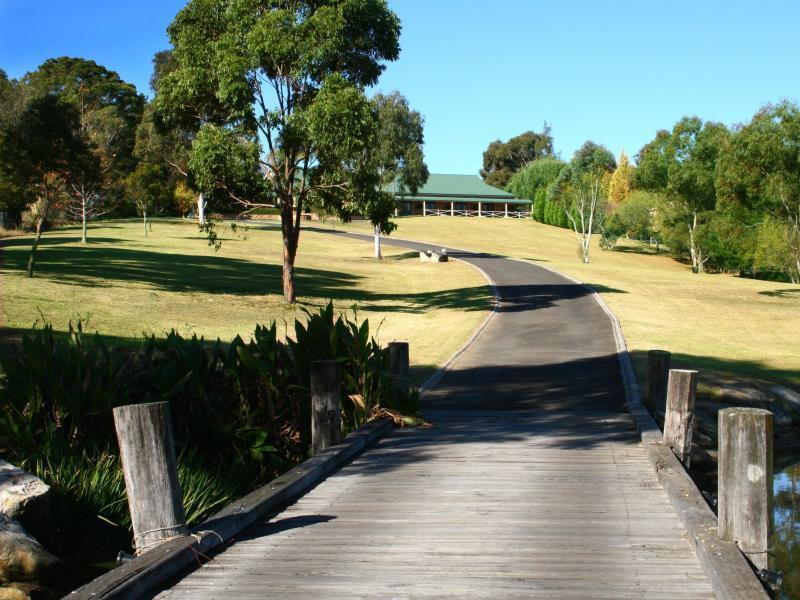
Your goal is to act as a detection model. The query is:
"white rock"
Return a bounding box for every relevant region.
[0,462,49,532]
[0,514,58,584]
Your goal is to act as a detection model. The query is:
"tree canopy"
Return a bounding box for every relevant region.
[480,126,554,189]
[636,116,730,273]
[716,102,800,282]
[156,0,402,302]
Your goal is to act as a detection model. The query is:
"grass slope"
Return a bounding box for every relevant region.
[341,217,800,388]
[1,219,492,384]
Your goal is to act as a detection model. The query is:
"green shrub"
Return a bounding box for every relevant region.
[0,302,416,581]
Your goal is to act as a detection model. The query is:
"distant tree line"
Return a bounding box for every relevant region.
[493,108,800,283]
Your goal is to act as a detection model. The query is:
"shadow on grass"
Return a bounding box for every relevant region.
[611,243,664,256]
[584,283,628,294]
[760,288,800,298]
[2,240,361,297]
[628,349,800,389]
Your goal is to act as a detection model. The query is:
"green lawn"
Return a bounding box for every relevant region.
[339,216,800,389]
[1,219,492,384]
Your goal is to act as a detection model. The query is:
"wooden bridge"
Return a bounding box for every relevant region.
[73,235,768,599]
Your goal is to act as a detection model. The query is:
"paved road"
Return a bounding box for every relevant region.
[156,233,713,599]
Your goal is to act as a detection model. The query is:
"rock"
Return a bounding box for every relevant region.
[0,515,58,584]
[712,383,771,405]
[0,463,49,533]
[418,251,430,263]
[770,385,800,412]
[0,582,55,600]
[0,586,28,600]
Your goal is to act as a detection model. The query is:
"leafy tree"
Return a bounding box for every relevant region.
[24,57,145,241]
[136,51,200,220]
[716,102,800,283]
[0,71,32,221]
[0,94,84,276]
[480,125,554,189]
[608,149,633,205]
[635,117,730,273]
[125,164,164,235]
[157,0,401,303]
[507,157,566,222]
[354,92,428,259]
[549,141,616,262]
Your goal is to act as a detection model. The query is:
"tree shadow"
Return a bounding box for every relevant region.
[759,288,800,298]
[2,242,362,297]
[627,349,800,392]
[583,283,628,294]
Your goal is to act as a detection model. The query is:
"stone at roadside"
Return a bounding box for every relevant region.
[0,463,49,533]
[0,515,59,585]
[0,582,55,600]
[770,385,800,414]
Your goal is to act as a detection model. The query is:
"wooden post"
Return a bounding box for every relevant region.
[450,201,454,217]
[663,369,697,465]
[718,407,774,572]
[422,201,426,216]
[389,341,410,393]
[311,360,342,454]
[478,201,482,217]
[113,402,186,555]
[504,203,508,217]
[645,350,671,420]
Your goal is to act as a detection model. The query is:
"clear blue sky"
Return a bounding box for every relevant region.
[2,0,799,175]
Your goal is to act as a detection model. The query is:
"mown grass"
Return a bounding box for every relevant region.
[1,219,492,384]
[339,216,800,389]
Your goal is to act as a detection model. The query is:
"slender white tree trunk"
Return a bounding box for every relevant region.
[198,192,206,225]
[143,210,148,236]
[374,225,382,260]
[81,203,88,244]
[687,211,702,273]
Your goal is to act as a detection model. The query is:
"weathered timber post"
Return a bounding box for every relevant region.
[388,341,410,393]
[718,407,774,572]
[645,350,671,421]
[663,369,698,466]
[113,402,187,555]
[311,360,342,454]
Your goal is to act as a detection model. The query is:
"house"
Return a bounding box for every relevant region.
[393,173,531,218]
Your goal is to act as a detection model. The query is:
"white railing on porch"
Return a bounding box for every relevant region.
[425,209,530,219]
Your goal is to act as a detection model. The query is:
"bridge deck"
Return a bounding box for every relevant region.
[155,235,714,599]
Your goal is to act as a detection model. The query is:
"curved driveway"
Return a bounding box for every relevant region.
[159,231,713,599]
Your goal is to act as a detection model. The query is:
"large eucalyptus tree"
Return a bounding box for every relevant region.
[156,0,401,303]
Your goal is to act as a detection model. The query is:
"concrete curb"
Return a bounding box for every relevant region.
[510,257,768,600]
[67,418,394,600]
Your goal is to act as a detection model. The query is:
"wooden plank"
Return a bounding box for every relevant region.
[663,369,698,465]
[718,407,774,572]
[158,413,716,599]
[69,417,393,599]
[112,402,186,554]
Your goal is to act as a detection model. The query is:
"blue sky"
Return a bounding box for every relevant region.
[2,1,799,175]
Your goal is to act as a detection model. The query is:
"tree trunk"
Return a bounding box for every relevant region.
[197,193,206,225]
[143,210,148,236]
[282,241,296,303]
[26,216,45,278]
[688,212,703,274]
[374,225,382,260]
[81,205,87,244]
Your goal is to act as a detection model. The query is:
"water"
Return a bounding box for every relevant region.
[775,461,800,599]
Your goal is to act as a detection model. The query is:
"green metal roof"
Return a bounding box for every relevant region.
[391,173,531,204]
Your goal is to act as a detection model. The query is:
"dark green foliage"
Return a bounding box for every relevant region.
[1,303,413,584]
[480,126,555,189]
[157,0,403,302]
[507,157,566,223]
